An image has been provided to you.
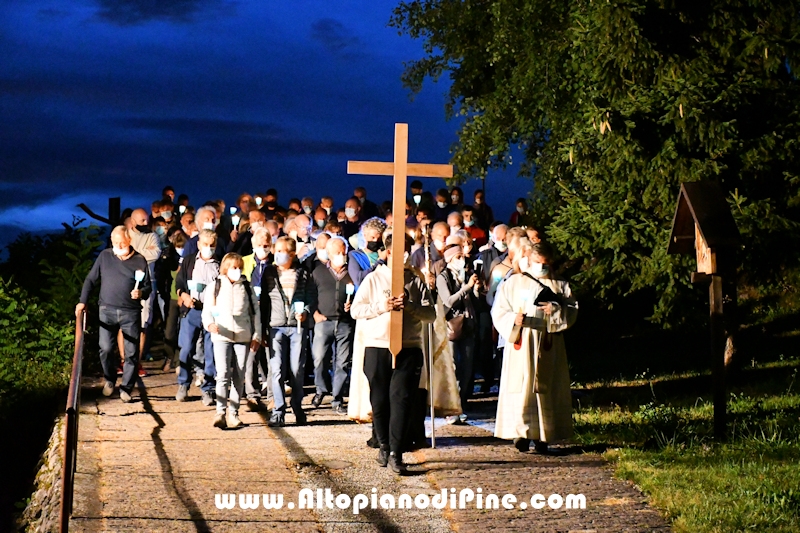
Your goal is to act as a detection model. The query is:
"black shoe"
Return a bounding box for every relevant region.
[534,440,549,454]
[388,452,407,474]
[311,392,327,408]
[376,448,389,467]
[331,403,347,415]
[366,435,380,448]
[514,438,531,452]
[268,412,285,427]
[295,411,307,426]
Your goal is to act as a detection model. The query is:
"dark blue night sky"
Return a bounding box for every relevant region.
[0,0,531,244]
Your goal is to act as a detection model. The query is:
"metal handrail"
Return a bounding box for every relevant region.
[59,309,86,533]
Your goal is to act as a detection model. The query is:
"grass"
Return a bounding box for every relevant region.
[573,358,800,532]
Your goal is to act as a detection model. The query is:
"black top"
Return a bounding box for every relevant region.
[80,248,151,310]
[309,262,355,321]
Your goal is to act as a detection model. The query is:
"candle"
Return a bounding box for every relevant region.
[133,269,145,291]
[345,283,355,304]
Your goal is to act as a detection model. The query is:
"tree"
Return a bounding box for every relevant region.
[391,0,800,325]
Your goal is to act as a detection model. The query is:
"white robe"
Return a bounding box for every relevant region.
[491,273,578,442]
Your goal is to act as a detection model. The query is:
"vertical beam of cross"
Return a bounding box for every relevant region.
[348,123,453,363]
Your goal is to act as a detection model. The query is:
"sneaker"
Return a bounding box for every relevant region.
[142,352,154,362]
[138,367,148,378]
[245,398,265,412]
[514,438,531,453]
[175,384,189,402]
[213,413,227,429]
[445,415,460,425]
[162,360,172,372]
[295,410,307,426]
[458,413,468,424]
[388,452,407,475]
[534,440,549,454]
[102,380,114,397]
[366,435,380,449]
[311,392,327,408]
[120,389,132,403]
[117,366,123,376]
[201,390,215,407]
[195,374,203,387]
[227,412,243,429]
[376,448,389,467]
[284,383,292,396]
[268,412,285,427]
[331,403,347,415]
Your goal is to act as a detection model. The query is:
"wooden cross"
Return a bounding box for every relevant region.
[348,123,453,363]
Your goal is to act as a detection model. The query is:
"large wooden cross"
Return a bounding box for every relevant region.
[348,123,453,362]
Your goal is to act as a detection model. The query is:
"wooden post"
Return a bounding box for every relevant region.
[348,123,453,365]
[710,275,726,439]
[109,197,121,226]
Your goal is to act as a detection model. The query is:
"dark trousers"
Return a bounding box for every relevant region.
[98,305,141,392]
[364,347,423,454]
[452,332,476,409]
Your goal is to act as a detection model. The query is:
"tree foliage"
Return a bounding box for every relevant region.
[391,0,800,323]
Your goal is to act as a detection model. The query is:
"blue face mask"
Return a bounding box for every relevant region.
[465,219,474,228]
[275,252,290,266]
[155,226,166,236]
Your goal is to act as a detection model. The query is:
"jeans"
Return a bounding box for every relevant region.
[363,347,423,454]
[270,326,306,414]
[213,339,247,415]
[98,306,141,392]
[245,345,271,399]
[177,309,215,392]
[311,319,354,404]
[451,329,476,409]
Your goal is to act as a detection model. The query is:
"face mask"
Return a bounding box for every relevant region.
[162,211,173,220]
[450,258,465,271]
[449,225,460,234]
[366,240,382,253]
[518,256,530,272]
[323,206,331,215]
[112,245,128,256]
[266,200,276,208]
[200,246,213,259]
[190,230,199,238]
[316,219,325,228]
[250,221,264,233]
[175,247,185,257]
[530,262,549,278]
[331,254,346,268]
[451,195,459,203]
[303,206,312,214]
[495,241,507,252]
[437,201,447,209]
[345,208,356,218]
[358,197,365,205]
[289,230,298,241]
[465,219,474,227]
[271,234,278,244]
[516,206,525,214]
[227,268,242,282]
[135,224,150,233]
[317,249,329,261]
[155,226,166,236]
[433,239,445,251]
[203,221,215,231]
[338,218,346,223]
[275,252,290,266]
[254,246,268,259]
[474,198,482,205]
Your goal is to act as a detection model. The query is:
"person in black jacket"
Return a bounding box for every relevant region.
[76,226,151,403]
[308,236,355,414]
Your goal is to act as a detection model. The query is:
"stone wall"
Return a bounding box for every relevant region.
[17,416,63,533]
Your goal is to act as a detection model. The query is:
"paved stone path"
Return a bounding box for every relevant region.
[71,362,670,532]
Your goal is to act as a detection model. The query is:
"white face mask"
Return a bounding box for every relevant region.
[338,218,346,223]
[190,230,199,238]
[203,221,215,231]
[450,258,465,271]
[274,252,290,266]
[494,241,507,252]
[518,256,530,273]
[175,247,185,257]
[516,206,525,214]
[449,225,460,234]
[358,197,365,205]
[323,206,331,215]
[331,254,346,268]
[112,245,128,256]
[303,206,312,214]
[451,195,459,203]
[162,211,173,220]
[254,246,268,259]
[317,249,329,261]
[530,262,549,278]
[316,219,325,228]
[345,208,356,218]
[250,221,264,233]
[200,246,213,259]
[227,268,241,282]
[433,239,445,251]
[437,201,447,209]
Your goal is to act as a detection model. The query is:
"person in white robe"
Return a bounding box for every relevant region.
[491,240,578,453]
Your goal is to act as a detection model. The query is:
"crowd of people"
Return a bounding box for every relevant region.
[77,181,578,474]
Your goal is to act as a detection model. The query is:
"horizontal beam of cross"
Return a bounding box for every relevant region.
[347,161,454,179]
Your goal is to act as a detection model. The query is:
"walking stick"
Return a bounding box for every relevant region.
[423,224,436,448]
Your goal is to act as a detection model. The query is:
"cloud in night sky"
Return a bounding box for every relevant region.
[0,0,532,249]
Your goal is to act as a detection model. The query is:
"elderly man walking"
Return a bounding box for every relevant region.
[76,226,151,403]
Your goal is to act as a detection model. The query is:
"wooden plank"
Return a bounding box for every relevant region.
[348,161,453,178]
[710,275,726,439]
[390,124,409,359]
